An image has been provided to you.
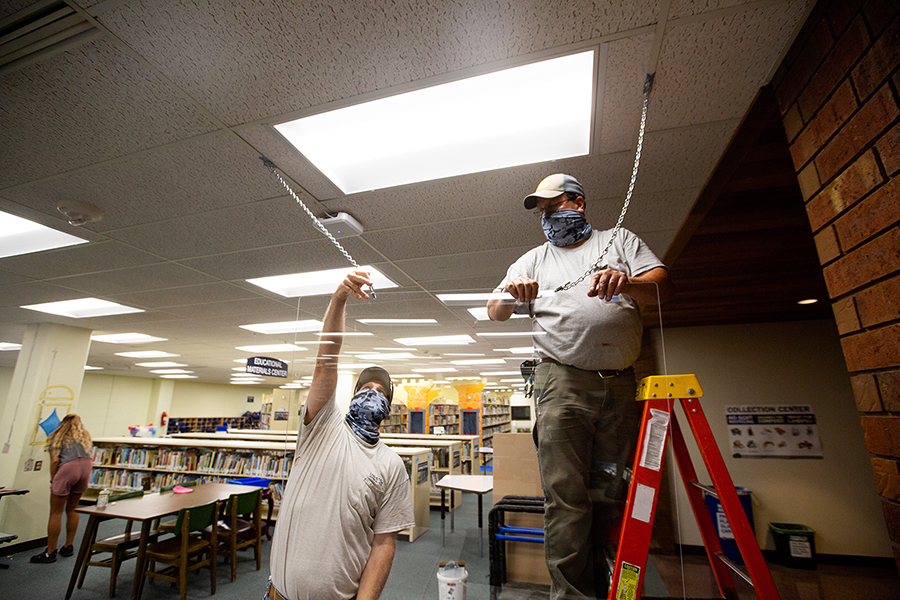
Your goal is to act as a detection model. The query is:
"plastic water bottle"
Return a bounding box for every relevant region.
[97,488,111,508]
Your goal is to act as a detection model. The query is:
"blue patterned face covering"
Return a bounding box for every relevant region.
[541,209,592,247]
[345,388,391,444]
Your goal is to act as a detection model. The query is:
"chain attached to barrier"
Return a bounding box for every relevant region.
[554,73,655,293]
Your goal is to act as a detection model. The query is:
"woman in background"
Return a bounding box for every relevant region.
[31,414,93,563]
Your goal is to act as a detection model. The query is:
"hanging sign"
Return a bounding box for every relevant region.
[726,404,822,458]
[246,356,288,378]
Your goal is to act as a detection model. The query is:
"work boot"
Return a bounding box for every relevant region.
[30,549,57,563]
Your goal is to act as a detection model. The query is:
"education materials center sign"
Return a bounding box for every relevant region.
[725,404,822,458]
[246,356,288,378]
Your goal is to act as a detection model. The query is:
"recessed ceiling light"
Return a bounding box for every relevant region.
[136,362,188,368]
[437,293,522,305]
[91,333,167,344]
[467,307,529,321]
[0,343,22,351]
[234,344,308,353]
[500,378,523,383]
[395,335,475,346]
[239,320,323,334]
[150,369,194,374]
[0,210,88,259]
[444,353,484,357]
[797,299,818,305]
[450,358,507,365]
[493,347,535,355]
[274,50,594,194]
[373,347,416,351]
[230,380,260,385]
[160,374,197,379]
[356,318,438,325]
[22,298,144,319]
[411,367,458,373]
[246,265,397,298]
[115,351,180,358]
[480,371,522,376]
[84,365,103,370]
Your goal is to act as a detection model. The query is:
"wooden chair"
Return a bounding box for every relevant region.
[76,490,149,598]
[142,500,218,600]
[155,480,200,533]
[211,489,262,582]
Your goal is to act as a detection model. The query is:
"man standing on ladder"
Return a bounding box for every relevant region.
[488,173,673,598]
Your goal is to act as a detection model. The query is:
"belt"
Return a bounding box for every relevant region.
[539,358,633,379]
[267,581,288,600]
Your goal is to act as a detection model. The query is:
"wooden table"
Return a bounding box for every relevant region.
[435,475,493,556]
[66,483,256,600]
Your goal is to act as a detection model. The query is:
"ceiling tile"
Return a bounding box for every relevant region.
[179,237,383,281]
[95,1,658,125]
[601,33,655,154]
[51,263,220,297]
[650,1,809,129]
[0,36,218,188]
[0,240,163,280]
[3,132,287,230]
[111,282,263,309]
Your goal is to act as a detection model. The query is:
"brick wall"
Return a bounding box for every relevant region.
[772,0,900,569]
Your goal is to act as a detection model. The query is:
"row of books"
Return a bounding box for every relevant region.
[93,447,291,478]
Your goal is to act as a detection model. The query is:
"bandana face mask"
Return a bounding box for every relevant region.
[345,387,391,444]
[541,208,592,247]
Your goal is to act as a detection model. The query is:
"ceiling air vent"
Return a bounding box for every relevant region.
[0,0,99,75]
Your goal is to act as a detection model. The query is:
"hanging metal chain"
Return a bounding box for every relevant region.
[260,157,376,297]
[555,73,655,293]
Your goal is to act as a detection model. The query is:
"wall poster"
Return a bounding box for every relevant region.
[725,405,822,458]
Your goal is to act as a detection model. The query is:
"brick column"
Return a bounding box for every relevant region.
[771,0,900,569]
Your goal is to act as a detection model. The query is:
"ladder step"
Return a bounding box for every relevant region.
[714,551,754,586]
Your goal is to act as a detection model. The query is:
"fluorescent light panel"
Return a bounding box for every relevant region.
[235,344,307,353]
[136,362,187,368]
[451,358,507,366]
[356,318,438,325]
[246,265,397,298]
[0,210,88,259]
[115,351,180,358]
[91,333,167,344]
[477,332,544,338]
[22,298,144,319]
[239,320,322,334]
[394,335,474,346]
[0,343,22,351]
[274,51,594,194]
[150,369,194,374]
[467,307,529,321]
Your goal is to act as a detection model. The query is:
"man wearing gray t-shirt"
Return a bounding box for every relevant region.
[488,174,673,599]
[268,271,415,600]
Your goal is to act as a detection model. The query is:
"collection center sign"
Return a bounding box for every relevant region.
[246,356,288,378]
[726,404,822,458]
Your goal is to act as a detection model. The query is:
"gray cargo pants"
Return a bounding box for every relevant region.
[532,360,641,599]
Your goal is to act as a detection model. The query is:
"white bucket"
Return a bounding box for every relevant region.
[437,564,468,600]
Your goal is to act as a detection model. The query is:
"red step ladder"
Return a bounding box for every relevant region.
[608,374,781,600]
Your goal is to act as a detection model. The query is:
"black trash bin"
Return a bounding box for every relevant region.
[768,522,816,569]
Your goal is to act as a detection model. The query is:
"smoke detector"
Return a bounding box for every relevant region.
[319,212,364,238]
[56,200,104,226]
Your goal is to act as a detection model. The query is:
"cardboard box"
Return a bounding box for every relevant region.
[492,433,550,585]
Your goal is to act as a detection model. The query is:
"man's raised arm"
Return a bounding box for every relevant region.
[303,271,374,423]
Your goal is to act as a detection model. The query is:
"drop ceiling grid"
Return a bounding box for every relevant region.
[92,0,660,126]
[3,131,290,230]
[109,281,266,310]
[49,262,220,297]
[649,0,811,130]
[0,35,219,189]
[176,237,391,282]
[0,240,164,280]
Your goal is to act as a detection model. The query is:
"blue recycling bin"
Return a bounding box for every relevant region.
[704,486,754,565]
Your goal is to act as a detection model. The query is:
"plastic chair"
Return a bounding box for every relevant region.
[76,490,151,598]
[210,489,262,581]
[142,500,219,600]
